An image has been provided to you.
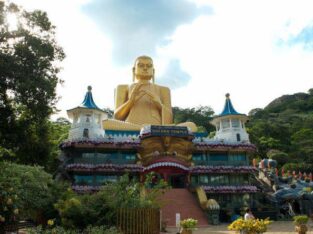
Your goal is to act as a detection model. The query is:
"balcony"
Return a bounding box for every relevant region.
[68,157,136,165]
[192,160,248,166]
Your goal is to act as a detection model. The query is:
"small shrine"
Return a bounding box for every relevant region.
[67,86,107,140]
[211,93,250,143]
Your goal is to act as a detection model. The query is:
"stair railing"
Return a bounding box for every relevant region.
[195,186,220,224]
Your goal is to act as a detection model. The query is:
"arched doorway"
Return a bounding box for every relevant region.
[143,157,189,188]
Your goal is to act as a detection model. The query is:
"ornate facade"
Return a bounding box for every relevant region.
[60,86,259,221]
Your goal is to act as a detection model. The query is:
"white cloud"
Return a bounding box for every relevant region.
[11,0,313,119]
[14,0,120,118]
[158,0,313,114]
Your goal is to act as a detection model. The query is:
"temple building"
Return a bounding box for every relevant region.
[59,56,263,225]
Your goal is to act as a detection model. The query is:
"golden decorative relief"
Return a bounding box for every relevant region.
[138,136,194,166]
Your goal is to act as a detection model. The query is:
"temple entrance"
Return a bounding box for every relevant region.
[143,157,189,188]
[169,174,186,188]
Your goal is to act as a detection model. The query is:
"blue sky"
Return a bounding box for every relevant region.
[13,0,313,118]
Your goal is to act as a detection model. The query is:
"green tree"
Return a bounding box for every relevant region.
[46,118,70,173]
[291,128,313,163]
[266,149,290,167]
[0,161,67,224]
[173,105,215,133]
[0,2,65,165]
[247,89,313,165]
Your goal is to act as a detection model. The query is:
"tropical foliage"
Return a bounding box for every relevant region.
[293,215,309,225]
[173,106,215,133]
[247,89,313,170]
[54,173,168,230]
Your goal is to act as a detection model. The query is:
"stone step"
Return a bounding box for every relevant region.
[159,188,209,227]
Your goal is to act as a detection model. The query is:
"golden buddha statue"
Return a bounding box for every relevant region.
[103,56,197,131]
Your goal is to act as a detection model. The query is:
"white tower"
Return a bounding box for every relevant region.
[67,86,107,140]
[211,94,250,143]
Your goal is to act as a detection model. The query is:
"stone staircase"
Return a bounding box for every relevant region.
[159,188,209,227]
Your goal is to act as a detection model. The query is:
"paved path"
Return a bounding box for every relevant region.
[164,221,313,234]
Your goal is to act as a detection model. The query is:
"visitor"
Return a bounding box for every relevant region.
[244,208,255,220]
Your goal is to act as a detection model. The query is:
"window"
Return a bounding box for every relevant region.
[232,119,240,128]
[96,153,113,164]
[236,133,241,142]
[86,114,91,123]
[74,175,93,185]
[83,128,89,138]
[73,152,95,163]
[192,154,204,161]
[82,153,95,159]
[125,154,136,160]
[210,175,229,185]
[95,175,118,185]
[191,176,198,185]
[210,153,228,161]
[199,175,209,184]
[229,153,246,161]
[222,119,230,129]
[229,175,244,185]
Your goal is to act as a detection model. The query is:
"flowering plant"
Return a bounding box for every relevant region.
[228,218,272,234]
[180,218,198,230]
[0,185,19,228]
[47,219,55,226]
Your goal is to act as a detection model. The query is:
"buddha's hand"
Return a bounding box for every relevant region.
[144,90,163,109]
[129,83,145,103]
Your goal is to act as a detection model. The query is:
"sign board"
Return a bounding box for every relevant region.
[175,213,181,227]
[150,125,189,137]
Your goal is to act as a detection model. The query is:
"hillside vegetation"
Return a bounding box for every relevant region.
[247,88,313,171]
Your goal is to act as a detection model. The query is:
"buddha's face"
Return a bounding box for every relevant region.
[133,57,154,81]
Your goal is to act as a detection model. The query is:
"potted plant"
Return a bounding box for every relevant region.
[228,217,272,234]
[293,215,309,234]
[180,218,198,234]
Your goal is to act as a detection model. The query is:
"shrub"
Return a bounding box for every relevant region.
[293,215,309,225]
[84,226,122,234]
[27,225,122,234]
[54,190,85,229]
[54,173,168,230]
[27,225,77,234]
[0,161,67,224]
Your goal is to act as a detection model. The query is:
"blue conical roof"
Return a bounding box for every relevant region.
[219,93,243,116]
[79,86,100,109]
